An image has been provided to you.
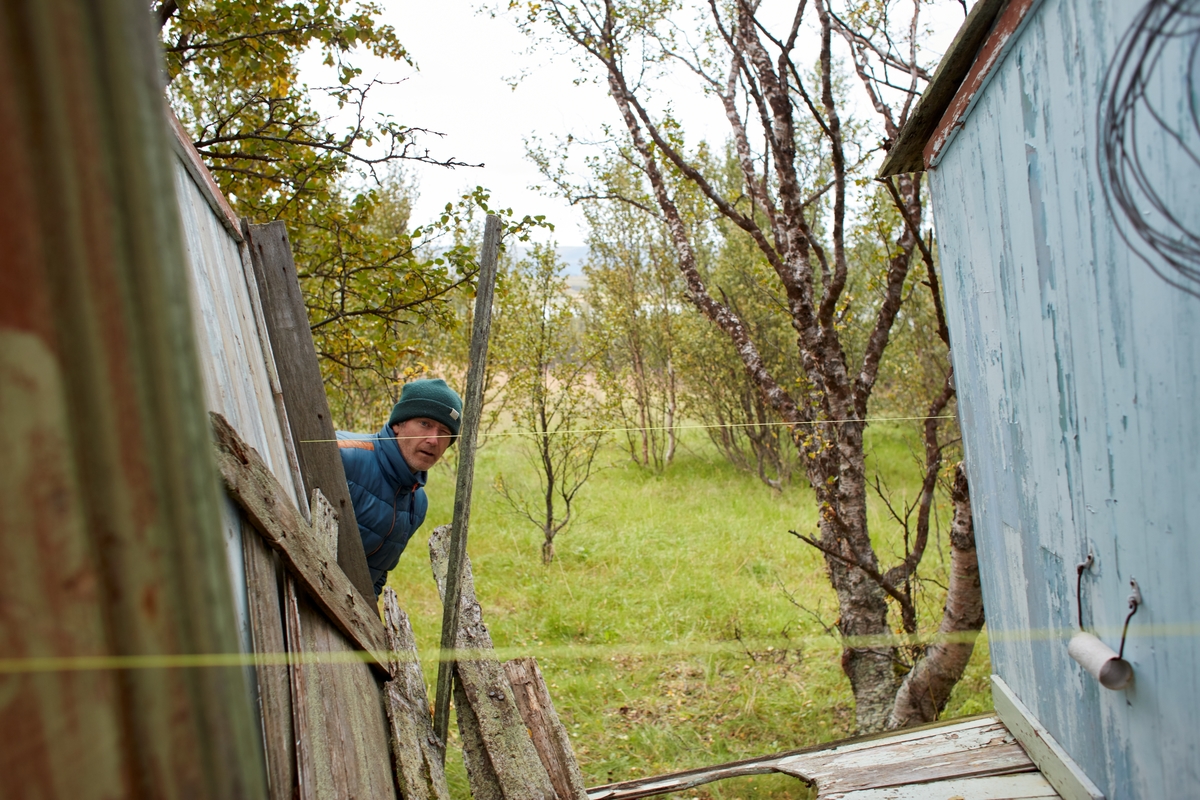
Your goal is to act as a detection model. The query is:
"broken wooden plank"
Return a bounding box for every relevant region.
[833,771,1059,800]
[774,719,1031,796]
[585,715,1035,800]
[212,411,390,676]
[504,657,589,800]
[382,587,452,800]
[455,674,506,800]
[311,489,338,560]
[800,743,1034,797]
[244,220,376,602]
[429,525,557,800]
[243,524,296,800]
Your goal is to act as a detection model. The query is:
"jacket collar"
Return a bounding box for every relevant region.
[374,424,427,490]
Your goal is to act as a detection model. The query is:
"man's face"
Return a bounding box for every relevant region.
[391,416,453,472]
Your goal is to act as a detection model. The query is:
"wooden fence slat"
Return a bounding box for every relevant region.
[429,525,557,800]
[288,582,400,800]
[504,658,589,800]
[212,412,390,675]
[243,527,296,800]
[243,220,375,602]
[283,577,316,800]
[285,495,399,800]
[382,588,452,800]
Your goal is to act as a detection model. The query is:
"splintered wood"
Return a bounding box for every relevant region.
[430,524,585,800]
[382,587,452,800]
[505,658,589,800]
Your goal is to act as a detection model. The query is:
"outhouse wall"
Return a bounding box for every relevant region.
[927,0,1200,796]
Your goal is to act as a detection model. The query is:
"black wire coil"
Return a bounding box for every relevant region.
[1099,0,1200,298]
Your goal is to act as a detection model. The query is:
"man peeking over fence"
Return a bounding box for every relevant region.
[337,378,462,597]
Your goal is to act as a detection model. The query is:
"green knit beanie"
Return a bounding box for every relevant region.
[387,378,463,440]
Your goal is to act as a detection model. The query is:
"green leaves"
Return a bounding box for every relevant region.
[159,0,500,429]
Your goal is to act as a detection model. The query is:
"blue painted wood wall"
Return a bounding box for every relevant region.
[929,0,1200,796]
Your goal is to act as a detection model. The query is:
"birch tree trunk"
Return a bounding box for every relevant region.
[521,0,983,732]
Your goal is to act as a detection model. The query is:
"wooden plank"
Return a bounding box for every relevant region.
[428,525,557,800]
[504,657,589,800]
[801,743,1034,797]
[991,676,1104,800]
[243,526,296,800]
[834,771,1060,800]
[923,0,1042,169]
[285,496,398,800]
[311,489,339,560]
[244,220,375,601]
[169,111,243,241]
[585,716,1029,800]
[776,720,1021,776]
[283,577,317,800]
[212,411,390,676]
[455,677,505,800]
[775,720,1033,795]
[290,586,399,800]
[382,588,452,800]
[876,0,1007,176]
[0,0,267,795]
[434,213,502,743]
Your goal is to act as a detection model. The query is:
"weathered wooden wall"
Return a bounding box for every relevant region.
[928,0,1200,796]
[173,120,402,800]
[0,0,267,796]
[173,126,305,657]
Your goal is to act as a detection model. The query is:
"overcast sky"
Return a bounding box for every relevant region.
[301,1,967,248]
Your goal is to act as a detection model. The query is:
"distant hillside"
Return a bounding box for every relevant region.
[512,245,590,276]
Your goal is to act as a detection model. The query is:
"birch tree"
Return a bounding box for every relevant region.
[518,0,980,732]
[493,245,607,564]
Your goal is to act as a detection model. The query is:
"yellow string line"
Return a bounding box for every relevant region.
[4,624,1197,674]
[301,415,957,444]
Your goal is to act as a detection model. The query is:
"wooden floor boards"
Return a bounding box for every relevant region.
[586,715,1061,800]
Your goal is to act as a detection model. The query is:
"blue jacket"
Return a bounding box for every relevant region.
[337,425,428,596]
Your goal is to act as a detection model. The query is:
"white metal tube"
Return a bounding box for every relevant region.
[1068,631,1133,690]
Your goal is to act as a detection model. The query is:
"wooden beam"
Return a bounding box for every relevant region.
[382,588,452,800]
[992,675,1105,800]
[429,525,557,800]
[212,412,390,676]
[243,220,375,602]
[876,0,1007,177]
[922,0,1041,170]
[504,657,589,800]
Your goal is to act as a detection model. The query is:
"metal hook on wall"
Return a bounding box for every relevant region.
[1069,552,1139,690]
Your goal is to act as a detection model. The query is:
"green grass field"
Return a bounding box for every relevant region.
[386,423,992,799]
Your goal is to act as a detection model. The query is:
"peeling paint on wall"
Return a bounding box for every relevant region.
[929,0,1200,795]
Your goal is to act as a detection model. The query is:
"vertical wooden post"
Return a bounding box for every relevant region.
[432,214,502,748]
[0,0,265,796]
[244,221,376,603]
